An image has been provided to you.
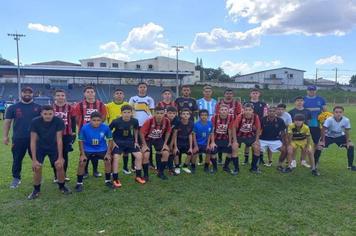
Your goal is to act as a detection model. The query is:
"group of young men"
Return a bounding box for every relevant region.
[2,83,355,200]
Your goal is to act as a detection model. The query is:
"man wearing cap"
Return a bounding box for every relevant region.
[3,87,41,188]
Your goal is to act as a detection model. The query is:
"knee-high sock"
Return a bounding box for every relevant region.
[347,146,354,167]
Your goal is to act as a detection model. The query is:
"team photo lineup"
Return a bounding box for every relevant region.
[2,82,355,200]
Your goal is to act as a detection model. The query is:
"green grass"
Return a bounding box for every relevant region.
[1,107,356,235]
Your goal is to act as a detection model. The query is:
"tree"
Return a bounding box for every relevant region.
[202,67,231,82]
[350,75,356,86]
[0,55,15,66]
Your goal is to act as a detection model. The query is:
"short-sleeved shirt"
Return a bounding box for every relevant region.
[79,123,112,153]
[74,100,107,129]
[174,120,194,143]
[53,103,75,136]
[233,114,261,138]
[260,117,286,141]
[249,101,267,120]
[129,95,155,126]
[0,100,5,110]
[193,120,213,146]
[304,96,326,127]
[106,101,129,124]
[175,97,198,115]
[109,117,139,144]
[197,98,217,121]
[288,123,310,141]
[30,116,64,151]
[5,102,42,140]
[212,115,234,141]
[141,117,171,141]
[215,99,242,119]
[157,101,177,113]
[323,116,351,138]
[288,108,312,125]
[279,112,292,126]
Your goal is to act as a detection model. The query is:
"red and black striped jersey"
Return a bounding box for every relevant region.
[74,100,107,130]
[233,114,261,138]
[53,103,75,136]
[212,114,234,141]
[141,117,171,141]
[215,99,242,119]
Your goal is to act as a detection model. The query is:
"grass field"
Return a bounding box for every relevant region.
[0,106,356,236]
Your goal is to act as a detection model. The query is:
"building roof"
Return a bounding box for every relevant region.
[125,56,193,64]
[79,57,126,63]
[31,60,81,67]
[233,67,306,79]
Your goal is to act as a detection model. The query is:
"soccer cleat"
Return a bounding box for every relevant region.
[204,167,210,173]
[65,177,70,182]
[182,167,191,174]
[149,165,156,170]
[105,181,113,188]
[301,160,311,168]
[94,172,102,178]
[290,160,297,169]
[276,166,284,172]
[223,166,231,173]
[113,180,122,188]
[123,169,132,175]
[231,169,239,176]
[168,170,178,176]
[249,168,262,174]
[311,169,320,176]
[197,161,203,166]
[53,179,58,184]
[174,168,181,175]
[157,173,168,180]
[27,190,40,200]
[264,161,273,167]
[75,183,83,192]
[282,167,292,173]
[210,168,218,174]
[143,176,150,182]
[242,157,249,166]
[10,178,21,189]
[347,166,356,171]
[135,177,146,184]
[60,186,72,195]
[83,173,89,179]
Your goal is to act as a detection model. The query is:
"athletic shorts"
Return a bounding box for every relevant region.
[197,145,208,154]
[324,135,347,148]
[290,140,310,149]
[148,139,166,152]
[260,140,282,153]
[310,127,321,144]
[210,140,232,154]
[85,152,106,161]
[36,149,58,166]
[177,140,191,155]
[113,141,139,155]
[237,136,256,147]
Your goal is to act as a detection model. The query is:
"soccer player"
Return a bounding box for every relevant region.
[157,89,176,112]
[197,85,217,121]
[172,108,195,174]
[193,109,213,173]
[27,105,71,200]
[166,106,180,175]
[74,86,107,178]
[175,85,198,121]
[106,88,131,175]
[3,87,41,188]
[75,112,113,192]
[109,105,146,187]
[315,106,356,171]
[259,106,286,167]
[52,89,76,182]
[276,104,292,170]
[231,103,261,174]
[0,97,5,120]
[283,114,319,176]
[140,107,171,180]
[210,105,235,174]
[276,103,292,126]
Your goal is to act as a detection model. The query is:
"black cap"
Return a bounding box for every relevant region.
[21,87,33,93]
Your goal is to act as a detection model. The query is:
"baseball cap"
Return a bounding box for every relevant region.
[21,87,33,93]
[307,85,317,91]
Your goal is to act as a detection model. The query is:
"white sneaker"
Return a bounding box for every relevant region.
[123,169,132,175]
[264,161,273,167]
[53,179,58,183]
[182,167,192,174]
[291,160,297,169]
[174,168,181,175]
[301,160,311,168]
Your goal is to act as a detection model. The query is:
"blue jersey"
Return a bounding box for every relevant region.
[193,120,213,146]
[303,96,326,127]
[197,98,217,121]
[79,123,113,153]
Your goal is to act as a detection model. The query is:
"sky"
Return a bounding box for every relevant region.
[1,0,356,83]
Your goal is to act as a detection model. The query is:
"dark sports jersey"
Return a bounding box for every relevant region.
[167,116,180,144]
[109,117,139,143]
[74,100,107,129]
[175,97,198,115]
[233,114,261,138]
[30,116,65,151]
[157,101,177,111]
[288,108,312,125]
[215,99,242,118]
[53,103,76,136]
[260,116,286,141]
[174,120,194,143]
[249,101,267,120]
[5,102,42,139]
[212,114,234,141]
[141,117,171,141]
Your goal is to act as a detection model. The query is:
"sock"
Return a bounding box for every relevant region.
[105,173,111,182]
[92,159,99,173]
[53,168,57,180]
[77,175,83,183]
[244,152,249,162]
[58,182,65,189]
[131,155,135,170]
[149,150,154,166]
[179,153,182,166]
[123,154,129,170]
[224,157,231,168]
[168,155,174,170]
[34,184,41,192]
[183,163,188,168]
[204,163,209,169]
[314,149,322,167]
[211,158,218,170]
[113,173,119,181]
[347,146,354,167]
[160,161,167,174]
[199,154,203,163]
[191,163,196,171]
[251,155,260,170]
[259,153,264,164]
[143,164,149,177]
[218,152,223,162]
[156,153,162,170]
[136,169,142,177]
[63,152,69,173]
[232,157,239,171]
[84,160,89,174]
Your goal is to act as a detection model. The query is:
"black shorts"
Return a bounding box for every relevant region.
[36,149,58,166]
[325,135,347,148]
[237,136,256,147]
[113,141,139,155]
[310,127,321,144]
[198,145,208,154]
[85,152,106,161]
[177,141,191,155]
[63,135,74,153]
[148,139,165,152]
[210,140,232,154]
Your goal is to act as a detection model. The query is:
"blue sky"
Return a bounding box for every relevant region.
[1,0,356,83]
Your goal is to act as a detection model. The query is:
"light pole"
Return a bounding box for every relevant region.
[8,32,25,100]
[171,45,184,97]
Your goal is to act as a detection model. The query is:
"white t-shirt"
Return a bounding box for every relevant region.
[323,116,351,138]
[129,95,155,126]
[279,112,292,126]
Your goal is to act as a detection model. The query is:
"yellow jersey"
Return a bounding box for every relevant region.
[288,123,310,141]
[106,101,129,124]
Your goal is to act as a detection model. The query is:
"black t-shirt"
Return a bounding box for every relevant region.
[249,101,267,120]
[30,116,64,151]
[167,116,180,144]
[288,108,312,124]
[5,102,42,140]
[109,117,139,144]
[260,117,286,141]
[175,97,198,114]
[174,120,194,144]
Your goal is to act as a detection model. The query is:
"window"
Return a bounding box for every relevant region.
[112,63,119,68]
[289,74,294,78]
[100,62,107,67]
[87,62,94,67]
[270,74,277,79]
[148,64,153,70]
[136,64,141,70]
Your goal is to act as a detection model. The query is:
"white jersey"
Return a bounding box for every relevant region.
[323,116,351,138]
[129,95,155,126]
[197,98,217,121]
[279,112,292,126]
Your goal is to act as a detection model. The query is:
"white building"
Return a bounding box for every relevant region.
[79,57,126,69]
[233,67,305,89]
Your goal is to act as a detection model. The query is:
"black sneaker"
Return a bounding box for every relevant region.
[348,166,356,171]
[143,176,150,182]
[311,169,320,176]
[242,157,249,166]
[75,183,83,192]
[223,166,231,173]
[249,168,262,174]
[60,186,72,195]
[105,181,113,188]
[93,172,102,178]
[282,167,292,173]
[157,173,168,180]
[27,190,40,200]
[277,166,284,172]
[83,173,89,179]
[231,169,239,176]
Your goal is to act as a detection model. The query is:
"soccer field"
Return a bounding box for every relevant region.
[0,106,355,236]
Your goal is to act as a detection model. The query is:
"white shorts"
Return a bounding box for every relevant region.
[260,140,282,153]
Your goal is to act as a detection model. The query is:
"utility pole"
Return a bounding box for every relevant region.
[8,32,25,100]
[315,68,318,84]
[335,67,338,85]
[171,45,184,97]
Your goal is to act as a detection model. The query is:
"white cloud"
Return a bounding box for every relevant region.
[221,59,281,75]
[99,41,120,51]
[28,23,60,33]
[315,55,344,65]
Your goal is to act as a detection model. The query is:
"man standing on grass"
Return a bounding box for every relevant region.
[27,105,71,200]
[175,85,198,121]
[3,87,41,189]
